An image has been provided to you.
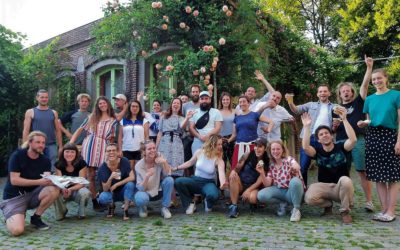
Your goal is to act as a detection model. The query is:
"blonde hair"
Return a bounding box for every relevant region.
[267,140,289,164]
[77,93,91,102]
[202,135,222,159]
[372,68,389,86]
[336,82,356,104]
[21,131,47,149]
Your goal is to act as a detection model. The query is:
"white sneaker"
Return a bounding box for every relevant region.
[139,206,148,218]
[277,202,287,216]
[365,201,374,212]
[204,199,212,212]
[186,203,196,215]
[161,207,172,219]
[290,208,301,222]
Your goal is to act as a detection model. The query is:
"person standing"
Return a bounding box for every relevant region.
[23,89,62,170]
[219,92,236,167]
[286,85,334,185]
[333,55,374,212]
[358,64,400,222]
[70,96,120,210]
[0,131,60,236]
[149,100,162,142]
[58,93,91,146]
[189,91,223,154]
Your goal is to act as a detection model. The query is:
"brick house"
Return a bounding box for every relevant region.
[34,19,182,109]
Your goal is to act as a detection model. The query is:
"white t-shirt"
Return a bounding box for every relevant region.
[190,108,223,136]
[312,103,330,134]
[120,118,149,151]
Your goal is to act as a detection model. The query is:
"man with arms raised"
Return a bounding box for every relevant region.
[0,131,60,236]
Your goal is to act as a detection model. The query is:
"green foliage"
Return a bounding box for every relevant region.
[91,0,350,101]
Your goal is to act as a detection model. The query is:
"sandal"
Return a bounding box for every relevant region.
[372,212,384,221]
[107,204,115,218]
[123,209,129,221]
[378,214,396,222]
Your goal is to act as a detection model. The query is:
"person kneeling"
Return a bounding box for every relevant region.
[301,109,356,224]
[98,143,135,220]
[134,140,174,219]
[54,143,91,220]
[257,141,305,222]
[174,135,227,214]
[228,138,269,218]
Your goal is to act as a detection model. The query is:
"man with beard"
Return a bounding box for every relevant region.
[302,109,356,224]
[23,89,62,170]
[286,84,334,185]
[190,91,223,154]
[332,55,374,212]
[0,131,60,236]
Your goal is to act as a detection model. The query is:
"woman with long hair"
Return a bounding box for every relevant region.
[149,100,163,142]
[257,141,305,222]
[119,100,149,171]
[54,143,91,220]
[219,92,235,167]
[358,62,400,222]
[70,96,119,210]
[174,135,227,214]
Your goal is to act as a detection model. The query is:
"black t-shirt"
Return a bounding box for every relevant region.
[239,151,269,186]
[335,95,366,140]
[314,142,350,184]
[98,157,131,193]
[55,159,87,177]
[3,148,51,200]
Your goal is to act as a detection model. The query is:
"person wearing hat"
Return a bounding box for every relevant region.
[112,93,129,122]
[189,91,223,154]
[228,137,270,218]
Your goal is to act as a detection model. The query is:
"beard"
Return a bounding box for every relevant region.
[192,95,199,103]
[200,102,211,111]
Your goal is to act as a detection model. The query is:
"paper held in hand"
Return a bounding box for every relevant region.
[41,175,90,189]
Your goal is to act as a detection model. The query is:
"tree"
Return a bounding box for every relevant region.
[91,0,350,101]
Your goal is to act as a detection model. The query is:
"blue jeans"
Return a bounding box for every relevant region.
[44,143,58,171]
[134,177,174,208]
[175,176,219,209]
[257,177,304,208]
[300,135,321,185]
[98,182,135,205]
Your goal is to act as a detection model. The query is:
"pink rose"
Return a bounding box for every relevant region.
[185,6,192,14]
[163,15,169,22]
[219,38,226,45]
[200,67,206,73]
[157,2,162,8]
[203,46,209,52]
[151,2,157,8]
[152,43,158,49]
[166,65,174,71]
[193,70,199,76]
[179,22,186,29]
[167,56,173,62]
[193,10,199,17]
[155,64,162,70]
[222,5,228,12]
[212,62,217,68]
[226,10,232,17]
[162,24,168,30]
[141,51,148,57]
[169,88,177,95]
[204,79,210,85]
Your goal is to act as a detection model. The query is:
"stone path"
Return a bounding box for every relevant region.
[0,168,399,249]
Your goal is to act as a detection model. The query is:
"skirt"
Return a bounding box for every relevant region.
[365,126,400,182]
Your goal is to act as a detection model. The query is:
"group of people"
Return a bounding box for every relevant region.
[1,55,399,236]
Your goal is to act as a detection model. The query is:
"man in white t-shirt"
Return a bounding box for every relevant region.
[189,91,223,154]
[285,85,334,185]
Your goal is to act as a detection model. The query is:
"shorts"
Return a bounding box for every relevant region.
[123,150,142,161]
[337,136,365,172]
[0,186,44,220]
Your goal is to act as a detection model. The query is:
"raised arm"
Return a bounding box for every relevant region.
[301,113,316,157]
[360,55,373,100]
[338,107,357,151]
[254,70,275,93]
[115,102,128,122]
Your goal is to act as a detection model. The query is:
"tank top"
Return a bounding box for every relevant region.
[195,153,217,179]
[32,107,56,144]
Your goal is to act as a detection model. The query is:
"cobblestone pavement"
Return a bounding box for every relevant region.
[0,168,399,250]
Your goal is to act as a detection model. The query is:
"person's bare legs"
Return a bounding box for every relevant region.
[376,182,388,213]
[6,214,25,236]
[248,190,259,204]
[36,186,60,216]
[229,178,242,204]
[358,171,372,203]
[385,182,399,216]
[88,167,97,199]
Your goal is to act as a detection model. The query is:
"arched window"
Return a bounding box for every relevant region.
[95,67,124,101]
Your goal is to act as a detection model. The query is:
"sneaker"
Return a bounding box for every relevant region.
[372,212,384,221]
[139,206,148,218]
[186,203,196,215]
[377,213,396,222]
[204,199,212,212]
[341,212,353,224]
[228,204,239,218]
[161,207,172,219]
[290,208,301,222]
[277,202,287,216]
[364,201,374,212]
[30,214,50,230]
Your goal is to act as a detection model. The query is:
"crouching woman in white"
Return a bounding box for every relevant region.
[134,140,174,219]
[54,143,91,220]
[174,135,227,214]
[257,141,305,222]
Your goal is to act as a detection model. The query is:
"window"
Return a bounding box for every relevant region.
[96,67,124,101]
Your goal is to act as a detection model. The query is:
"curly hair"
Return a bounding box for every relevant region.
[202,134,222,159]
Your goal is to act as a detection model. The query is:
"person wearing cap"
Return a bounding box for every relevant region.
[189,91,223,154]
[227,137,270,218]
[112,93,129,122]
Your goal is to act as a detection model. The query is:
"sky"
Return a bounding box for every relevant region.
[0,0,129,47]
